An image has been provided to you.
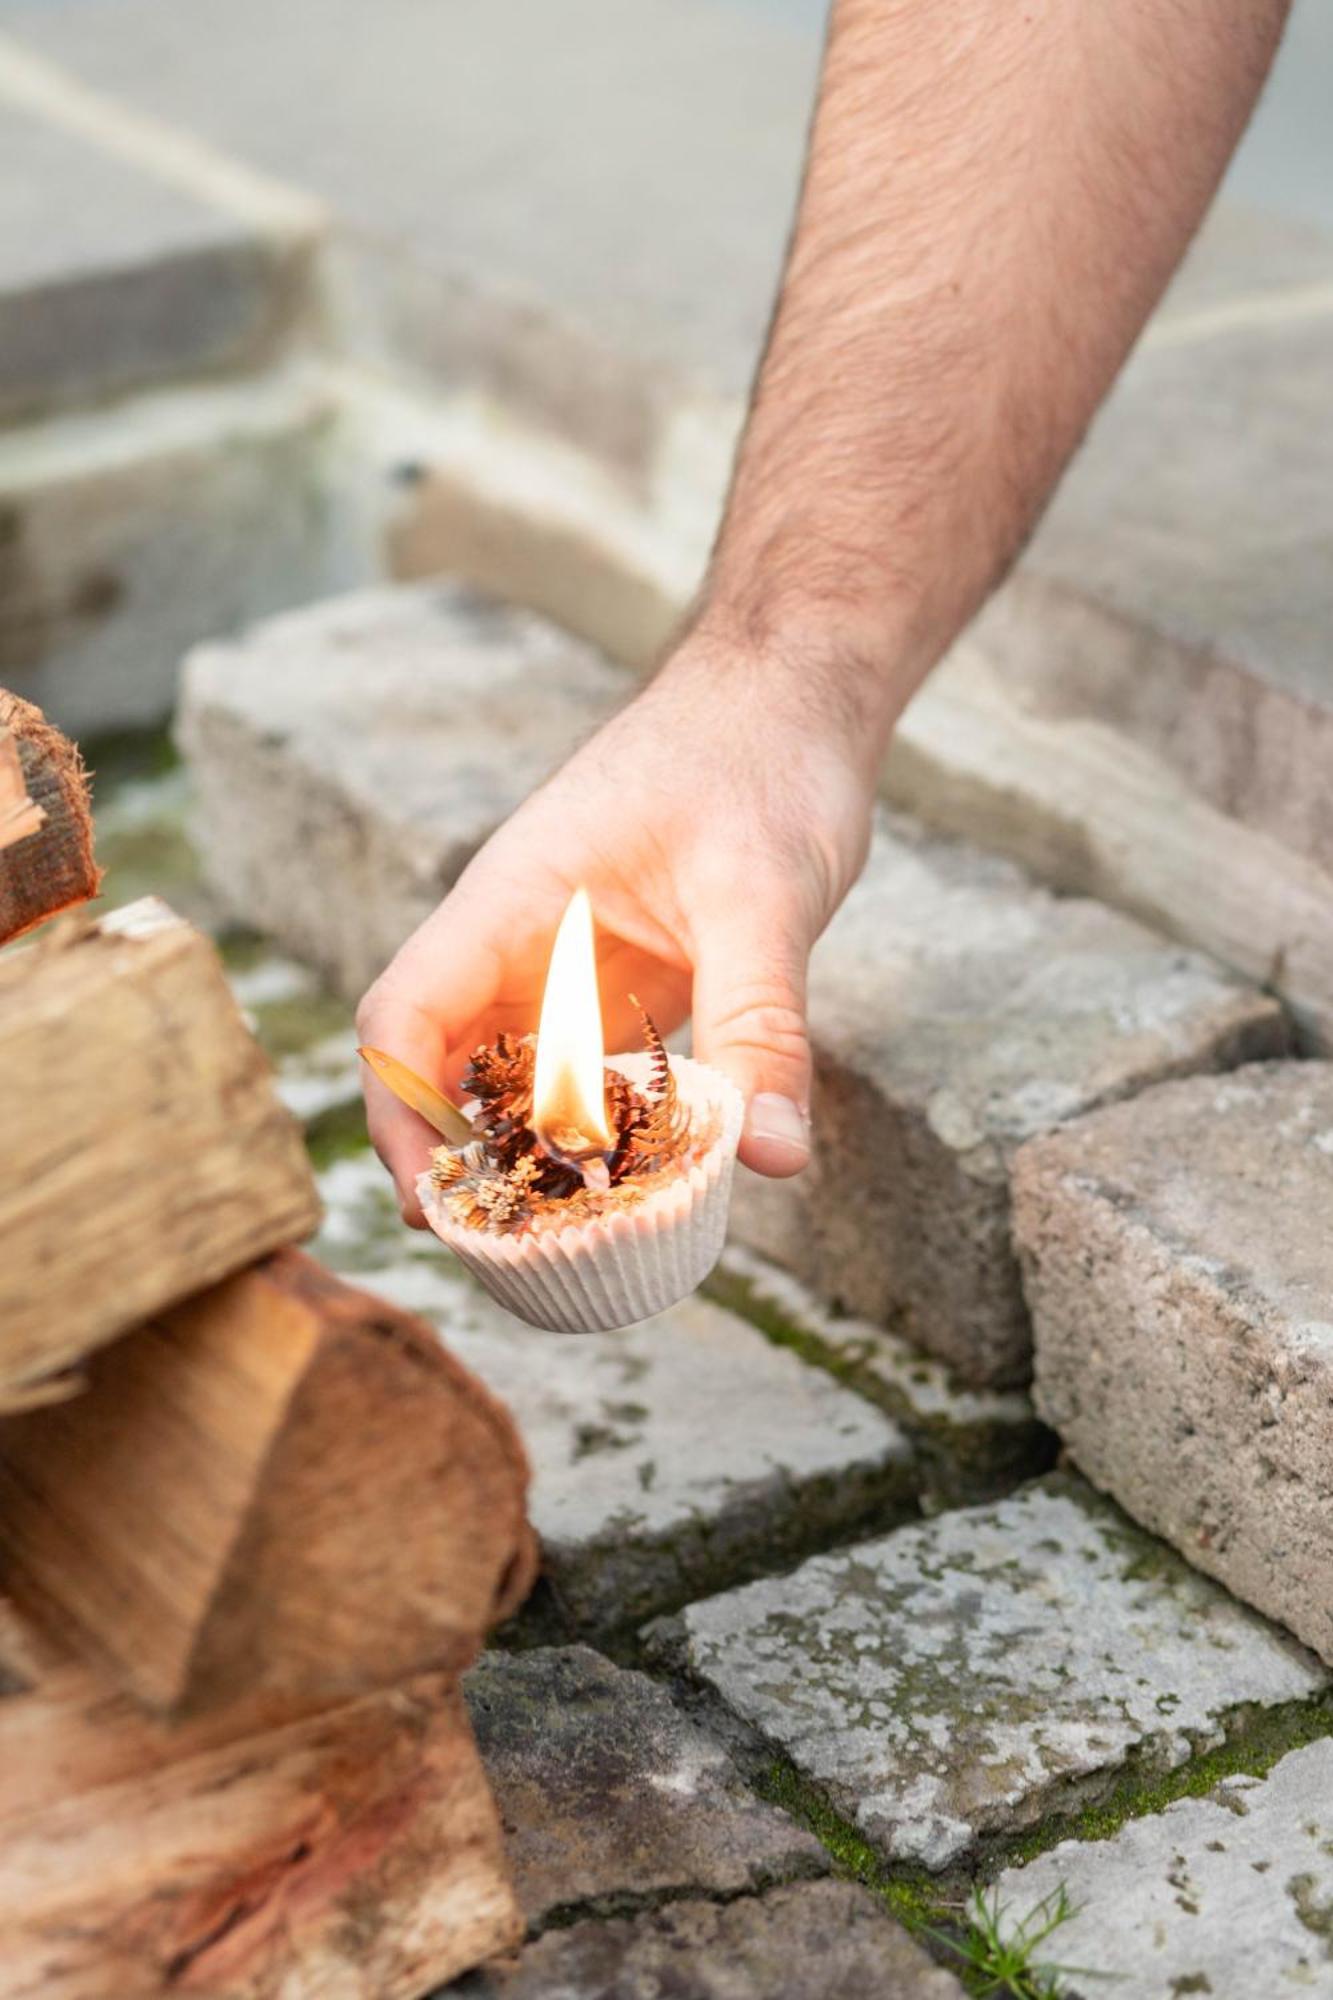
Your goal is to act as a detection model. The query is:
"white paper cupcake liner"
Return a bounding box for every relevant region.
[418,1052,744,1333]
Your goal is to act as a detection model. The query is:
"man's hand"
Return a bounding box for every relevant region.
[360,0,1289,1223]
[357,635,878,1223]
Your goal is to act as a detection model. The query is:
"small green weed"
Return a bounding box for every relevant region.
[929,1884,1103,1998]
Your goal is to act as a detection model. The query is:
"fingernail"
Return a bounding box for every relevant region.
[745,1093,811,1163]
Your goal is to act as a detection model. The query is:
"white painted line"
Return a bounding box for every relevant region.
[0,33,325,239]
[1146,280,1333,350]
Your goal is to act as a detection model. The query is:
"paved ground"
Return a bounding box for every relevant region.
[82,734,1333,1997]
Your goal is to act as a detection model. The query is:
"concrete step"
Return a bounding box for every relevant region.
[0,97,317,425]
[0,369,378,733]
[3,4,1332,1012]
[1014,1058,1333,1667]
[176,582,629,1000]
[650,1474,1329,1874]
[730,810,1285,1385]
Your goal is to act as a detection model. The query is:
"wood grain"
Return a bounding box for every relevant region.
[0,1616,522,2000]
[0,690,101,939]
[0,1248,538,1713]
[0,899,321,1406]
[0,724,44,850]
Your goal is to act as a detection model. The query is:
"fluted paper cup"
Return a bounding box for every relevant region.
[418,1053,744,1333]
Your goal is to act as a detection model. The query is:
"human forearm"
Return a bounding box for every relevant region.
[696,0,1289,753]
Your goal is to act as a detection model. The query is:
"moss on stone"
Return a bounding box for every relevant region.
[752,1756,949,1932]
[305,1100,372,1170]
[703,1263,1053,1504]
[994,1690,1333,1872]
[84,726,181,791]
[249,984,352,1061]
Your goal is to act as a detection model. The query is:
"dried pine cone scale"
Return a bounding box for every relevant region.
[430,1008,690,1233]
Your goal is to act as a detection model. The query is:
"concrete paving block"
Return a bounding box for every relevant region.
[0,103,313,422]
[992,1737,1333,2000]
[654,1477,1327,1872]
[451,1880,966,1999]
[176,582,627,1002]
[711,1245,1050,1506]
[0,370,375,733]
[313,1150,914,1633]
[1015,1059,1333,1666]
[729,812,1288,1384]
[463,1646,824,1930]
[971,299,1333,867]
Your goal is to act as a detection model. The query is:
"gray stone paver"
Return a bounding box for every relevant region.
[1016,1059,1333,1667]
[463,1647,824,1929]
[177,581,626,999]
[728,810,1288,1384]
[449,1881,966,1998]
[714,1244,1048,1503]
[654,1477,1328,1872]
[315,1150,913,1632]
[993,1738,1333,1999]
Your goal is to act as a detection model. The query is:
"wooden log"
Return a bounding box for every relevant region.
[0,1606,523,1999]
[0,1248,539,1714]
[0,725,44,850]
[0,689,101,940]
[0,898,321,1407]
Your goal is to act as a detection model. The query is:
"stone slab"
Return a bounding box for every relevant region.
[450,1880,966,1999]
[654,1477,1327,1872]
[176,582,626,1001]
[992,1738,1333,2000]
[463,1647,824,1930]
[712,1246,1050,1507]
[0,370,376,733]
[0,103,311,422]
[1015,1059,1333,1667]
[728,811,1288,1384]
[314,1149,914,1633]
[970,302,1333,842]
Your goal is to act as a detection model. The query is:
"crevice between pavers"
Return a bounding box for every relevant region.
[659,1672,1333,1913]
[703,1260,1057,1508]
[498,1467,926,1663]
[530,1861,827,1942]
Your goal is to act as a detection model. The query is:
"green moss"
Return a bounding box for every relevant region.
[217,924,273,974]
[83,726,180,791]
[997,1691,1333,1871]
[750,1757,1080,1994]
[702,1264,1053,1502]
[249,985,352,1061]
[305,1097,371,1170]
[752,1756,948,1933]
[704,1265,865,1393]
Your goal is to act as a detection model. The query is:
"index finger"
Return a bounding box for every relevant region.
[356,899,505,1223]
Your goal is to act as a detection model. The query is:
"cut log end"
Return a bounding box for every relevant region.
[0,1249,538,1715]
[0,692,101,944]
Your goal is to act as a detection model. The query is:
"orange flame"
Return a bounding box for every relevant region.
[531,888,612,1158]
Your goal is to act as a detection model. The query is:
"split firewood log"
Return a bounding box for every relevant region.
[0,898,320,1408]
[0,1601,523,1999]
[0,689,101,942]
[0,1248,538,1713]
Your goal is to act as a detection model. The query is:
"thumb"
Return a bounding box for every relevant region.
[692,910,813,1178]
